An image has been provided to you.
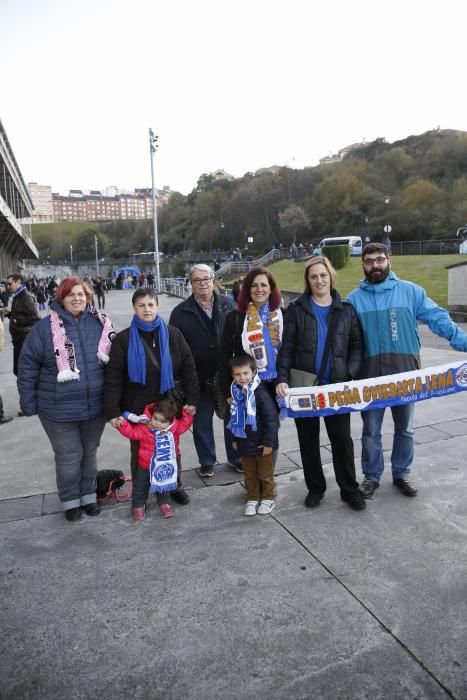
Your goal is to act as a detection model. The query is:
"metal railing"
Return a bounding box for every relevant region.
[214,248,280,279]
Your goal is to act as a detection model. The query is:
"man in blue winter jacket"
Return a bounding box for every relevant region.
[347,242,467,499]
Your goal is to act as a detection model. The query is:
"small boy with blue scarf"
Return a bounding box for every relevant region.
[227,355,279,516]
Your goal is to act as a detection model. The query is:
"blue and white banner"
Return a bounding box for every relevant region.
[281,361,467,419]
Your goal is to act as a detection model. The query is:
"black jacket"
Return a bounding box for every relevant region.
[276,291,363,385]
[104,324,199,420]
[229,382,279,456]
[7,288,40,343]
[169,293,235,388]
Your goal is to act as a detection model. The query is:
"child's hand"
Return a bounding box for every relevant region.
[262,445,273,456]
[226,397,232,405]
[184,404,197,416]
[232,441,238,451]
[110,416,124,428]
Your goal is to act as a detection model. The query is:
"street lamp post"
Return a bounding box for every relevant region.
[149,128,160,291]
[70,244,73,268]
[383,195,392,250]
[94,235,99,276]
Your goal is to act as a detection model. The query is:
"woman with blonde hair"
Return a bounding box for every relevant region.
[276,256,366,511]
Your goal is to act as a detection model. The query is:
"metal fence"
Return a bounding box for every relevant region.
[388,239,460,255]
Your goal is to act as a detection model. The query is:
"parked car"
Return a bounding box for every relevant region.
[313,235,363,257]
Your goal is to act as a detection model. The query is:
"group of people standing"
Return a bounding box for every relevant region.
[10,241,467,522]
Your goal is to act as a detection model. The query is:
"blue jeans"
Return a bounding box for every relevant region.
[361,404,414,483]
[193,390,239,467]
[39,414,106,509]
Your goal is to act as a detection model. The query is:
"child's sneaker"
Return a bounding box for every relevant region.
[257,499,276,515]
[132,506,145,522]
[244,500,258,516]
[159,503,174,518]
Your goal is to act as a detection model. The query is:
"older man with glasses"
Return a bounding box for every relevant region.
[169,264,240,477]
[347,242,467,500]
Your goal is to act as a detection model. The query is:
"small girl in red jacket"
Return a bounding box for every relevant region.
[113,397,193,522]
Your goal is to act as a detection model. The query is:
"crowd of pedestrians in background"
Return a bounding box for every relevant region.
[2,243,467,524]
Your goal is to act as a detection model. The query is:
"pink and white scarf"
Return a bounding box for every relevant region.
[51,307,115,382]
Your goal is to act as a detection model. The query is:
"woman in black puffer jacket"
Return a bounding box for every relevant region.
[276,256,366,511]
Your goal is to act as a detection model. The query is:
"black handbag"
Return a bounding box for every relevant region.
[205,371,229,420]
[96,469,131,502]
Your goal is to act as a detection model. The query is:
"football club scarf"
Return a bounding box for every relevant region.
[242,302,283,381]
[13,284,28,297]
[149,426,178,494]
[51,306,114,383]
[227,373,261,438]
[128,315,174,392]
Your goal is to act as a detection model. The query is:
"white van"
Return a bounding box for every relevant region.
[313,235,363,257]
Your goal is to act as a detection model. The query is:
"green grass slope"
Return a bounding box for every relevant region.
[266,254,462,308]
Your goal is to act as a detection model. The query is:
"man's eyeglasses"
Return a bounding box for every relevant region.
[363,256,387,266]
[191,277,212,285]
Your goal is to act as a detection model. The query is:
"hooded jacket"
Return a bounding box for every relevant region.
[347,271,467,378]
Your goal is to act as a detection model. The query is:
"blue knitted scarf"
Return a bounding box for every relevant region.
[227,374,261,438]
[128,315,174,392]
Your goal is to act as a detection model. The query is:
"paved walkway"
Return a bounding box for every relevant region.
[0,290,466,699]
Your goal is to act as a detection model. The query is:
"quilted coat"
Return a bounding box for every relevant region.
[17,301,110,421]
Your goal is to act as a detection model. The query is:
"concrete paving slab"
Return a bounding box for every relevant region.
[414,425,454,444]
[1,292,466,698]
[0,494,43,522]
[433,419,467,437]
[0,482,450,700]
[273,449,467,699]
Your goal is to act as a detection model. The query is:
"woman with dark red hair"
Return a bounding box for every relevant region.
[17,277,115,522]
[219,266,283,403]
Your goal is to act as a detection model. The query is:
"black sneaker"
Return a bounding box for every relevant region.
[341,490,366,511]
[393,478,418,497]
[199,465,214,478]
[171,489,190,505]
[304,492,323,508]
[360,478,379,498]
[0,416,13,425]
[64,507,82,522]
[82,502,101,516]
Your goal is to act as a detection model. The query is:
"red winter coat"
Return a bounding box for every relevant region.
[117,403,193,469]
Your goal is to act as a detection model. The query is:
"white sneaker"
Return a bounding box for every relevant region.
[257,499,276,515]
[244,500,258,516]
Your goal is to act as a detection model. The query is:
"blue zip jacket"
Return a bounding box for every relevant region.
[347,271,467,378]
[17,302,108,421]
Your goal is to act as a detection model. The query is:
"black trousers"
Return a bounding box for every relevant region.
[13,339,25,377]
[294,413,359,497]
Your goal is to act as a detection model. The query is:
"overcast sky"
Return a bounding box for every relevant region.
[2,0,466,196]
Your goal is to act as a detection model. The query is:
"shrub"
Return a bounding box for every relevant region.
[322,244,347,269]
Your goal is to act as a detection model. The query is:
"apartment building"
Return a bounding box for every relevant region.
[27,182,54,223]
[52,186,172,222]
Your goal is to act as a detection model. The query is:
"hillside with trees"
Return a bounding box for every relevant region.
[31,129,467,260]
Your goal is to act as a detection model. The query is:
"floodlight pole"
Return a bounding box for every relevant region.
[94,235,99,276]
[149,128,160,291]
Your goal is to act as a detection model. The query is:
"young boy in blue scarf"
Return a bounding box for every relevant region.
[227,355,279,516]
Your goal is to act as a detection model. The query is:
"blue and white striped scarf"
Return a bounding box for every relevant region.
[227,374,261,438]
